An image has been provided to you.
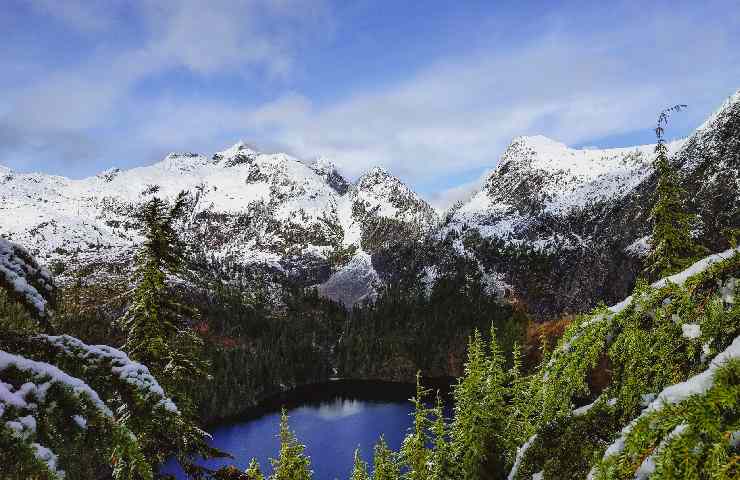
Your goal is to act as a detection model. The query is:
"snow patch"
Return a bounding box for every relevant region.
[625,236,651,257]
[609,247,740,315]
[38,335,179,414]
[634,423,688,480]
[508,434,537,480]
[681,323,701,339]
[316,250,380,307]
[600,334,740,463]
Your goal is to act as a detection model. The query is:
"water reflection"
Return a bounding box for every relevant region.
[313,398,364,420]
[161,396,413,479]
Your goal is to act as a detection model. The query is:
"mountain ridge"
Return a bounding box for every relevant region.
[1,89,738,314]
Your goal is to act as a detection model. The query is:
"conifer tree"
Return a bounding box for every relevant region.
[400,372,432,480]
[429,393,454,480]
[350,448,371,480]
[450,330,490,479]
[120,191,206,409]
[645,105,707,278]
[504,342,535,467]
[270,408,313,480]
[481,326,510,476]
[245,458,265,480]
[450,328,511,479]
[372,436,400,480]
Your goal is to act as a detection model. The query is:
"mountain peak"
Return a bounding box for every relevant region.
[356,166,395,187]
[513,134,567,149]
[368,165,390,176]
[219,140,259,157]
[212,141,260,166]
[158,151,209,172]
[695,88,740,133]
[309,156,339,175]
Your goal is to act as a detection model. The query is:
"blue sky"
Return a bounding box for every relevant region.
[1,0,739,207]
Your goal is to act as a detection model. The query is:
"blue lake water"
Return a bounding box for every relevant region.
[161,381,452,480]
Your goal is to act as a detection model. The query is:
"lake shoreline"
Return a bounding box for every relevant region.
[200,376,456,429]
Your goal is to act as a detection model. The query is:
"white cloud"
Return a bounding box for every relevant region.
[117,15,739,208]
[140,0,318,77]
[2,1,739,209]
[0,0,330,173]
[231,31,738,189]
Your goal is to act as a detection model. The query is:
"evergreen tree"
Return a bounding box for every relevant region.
[429,393,454,480]
[450,328,510,479]
[120,191,206,409]
[245,458,266,480]
[400,372,432,480]
[481,326,510,476]
[270,408,313,480]
[503,342,535,467]
[350,448,371,480]
[645,105,707,278]
[450,330,490,479]
[372,436,400,480]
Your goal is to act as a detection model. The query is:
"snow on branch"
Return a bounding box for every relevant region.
[599,334,740,463]
[0,349,112,417]
[0,237,55,320]
[0,348,115,479]
[36,334,179,413]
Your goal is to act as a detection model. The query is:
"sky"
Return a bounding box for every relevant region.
[1,0,739,208]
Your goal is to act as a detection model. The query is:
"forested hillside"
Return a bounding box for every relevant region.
[216,247,740,480]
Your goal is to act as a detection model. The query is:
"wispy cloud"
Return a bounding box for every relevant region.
[0,0,330,173]
[1,1,738,209]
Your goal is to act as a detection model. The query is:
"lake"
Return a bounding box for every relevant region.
[161,380,452,480]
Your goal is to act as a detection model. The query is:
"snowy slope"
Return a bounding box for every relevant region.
[442,89,740,317]
[316,250,380,306]
[1,90,737,313]
[0,142,438,298]
[448,135,684,246]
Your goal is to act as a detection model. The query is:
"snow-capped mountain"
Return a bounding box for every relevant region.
[447,135,684,248]
[1,90,738,316]
[444,90,740,318]
[0,141,438,304]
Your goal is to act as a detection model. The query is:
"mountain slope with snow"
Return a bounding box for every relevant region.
[439,90,740,318]
[449,135,684,247]
[1,90,738,315]
[0,142,438,301]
